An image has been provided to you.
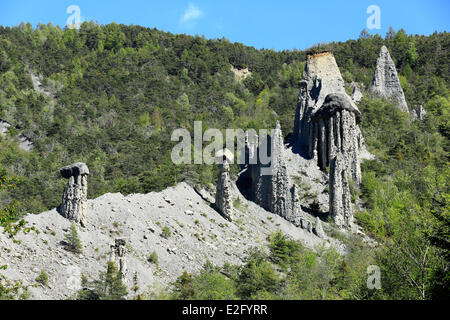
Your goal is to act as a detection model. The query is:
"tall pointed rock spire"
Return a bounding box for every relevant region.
[370,45,409,114]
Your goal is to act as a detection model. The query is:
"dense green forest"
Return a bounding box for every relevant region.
[0,22,448,299]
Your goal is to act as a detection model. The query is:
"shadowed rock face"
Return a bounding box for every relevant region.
[247,122,303,224]
[60,162,89,227]
[370,45,409,114]
[60,162,89,178]
[313,93,361,120]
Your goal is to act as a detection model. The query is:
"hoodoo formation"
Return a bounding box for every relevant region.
[329,153,353,229]
[292,51,351,151]
[312,93,362,184]
[370,45,409,114]
[290,51,365,228]
[267,122,302,223]
[215,149,234,221]
[315,216,326,238]
[237,52,370,230]
[291,51,367,184]
[59,162,89,227]
[246,122,303,225]
[109,238,128,283]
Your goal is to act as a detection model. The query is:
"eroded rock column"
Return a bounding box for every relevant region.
[60,162,89,227]
[215,149,234,221]
[292,51,370,172]
[370,45,409,114]
[312,93,362,184]
[268,121,302,222]
[248,122,303,223]
[314,216,326,238]
[329,153,353,229]
[351,82,363,102]
[109,238,127,283]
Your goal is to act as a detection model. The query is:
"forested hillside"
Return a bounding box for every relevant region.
[0,22,448,299]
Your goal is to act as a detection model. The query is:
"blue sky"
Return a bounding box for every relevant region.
[0,0,448,51]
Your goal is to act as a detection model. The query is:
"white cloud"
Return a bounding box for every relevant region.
[180,3,204,25]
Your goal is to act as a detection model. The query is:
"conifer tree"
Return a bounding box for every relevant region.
[64,223,82,254]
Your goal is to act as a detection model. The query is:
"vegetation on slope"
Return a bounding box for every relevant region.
[0,23,448,299]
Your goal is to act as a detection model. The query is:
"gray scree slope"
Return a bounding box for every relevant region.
[0,182,341,300]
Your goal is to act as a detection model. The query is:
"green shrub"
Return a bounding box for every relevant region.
[0,273,24,299]
[269,230,303,268]
[233,197,242,209]
[171,271,194,300]
[236,248,280,299]
[171,261,237,300]
[160,226,171,239]
[148,251,159,264]
[76,261,127,300]
[36,270,49,287]
[64,223,83,254]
